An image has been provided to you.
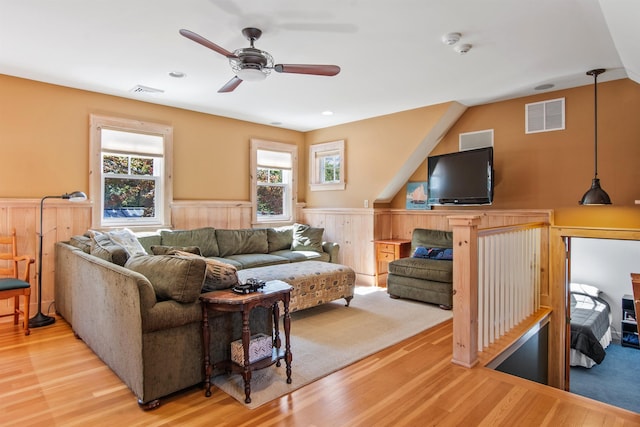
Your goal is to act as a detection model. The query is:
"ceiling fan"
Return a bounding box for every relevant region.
[179,27,341,93]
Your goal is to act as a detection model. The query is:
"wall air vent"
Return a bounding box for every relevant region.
[525,98,565,134]
[130,85,165,94]
[459,129,493,151]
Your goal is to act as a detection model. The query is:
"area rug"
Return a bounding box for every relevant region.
[212,287,453,408]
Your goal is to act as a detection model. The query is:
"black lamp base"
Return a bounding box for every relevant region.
[29,312,56,328]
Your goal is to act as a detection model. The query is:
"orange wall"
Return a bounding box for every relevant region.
[304,102,454,209]
[0,74,304,201]
[2,73,640,229]
[389,79,640,228]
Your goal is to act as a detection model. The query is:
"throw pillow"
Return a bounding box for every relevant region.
[291,223,324,253]
[413,246,453,260]
[107,228,148,257]
[90,233,129,266]
[125,254,206,303]
[202,257,240,292]
[165,249,239,292]
[150,245,202,256]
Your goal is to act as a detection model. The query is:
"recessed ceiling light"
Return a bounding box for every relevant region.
[321,111,334,116]
[169,71,186,78]
[534,83,555,91]
[270,121,283,126]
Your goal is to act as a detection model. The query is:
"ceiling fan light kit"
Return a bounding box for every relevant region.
[179,27,340,92]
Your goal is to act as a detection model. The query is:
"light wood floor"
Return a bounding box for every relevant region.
[2,314,639,427]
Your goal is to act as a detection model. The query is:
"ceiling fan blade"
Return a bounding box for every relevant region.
[218,76,242,93]
[179,29,237,58]
[274,64,340,76]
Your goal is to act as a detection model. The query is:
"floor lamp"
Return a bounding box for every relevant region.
[29,191,87,328]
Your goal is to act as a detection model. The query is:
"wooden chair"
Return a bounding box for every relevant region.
[0,229,34,335]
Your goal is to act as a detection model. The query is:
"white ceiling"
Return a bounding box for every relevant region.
[1,0,638,132]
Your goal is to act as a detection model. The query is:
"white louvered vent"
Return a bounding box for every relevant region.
[525,98,565,134]
[130,85,165,94]
[459,129,494,151]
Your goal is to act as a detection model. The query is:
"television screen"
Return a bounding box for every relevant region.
[427,147,494,205]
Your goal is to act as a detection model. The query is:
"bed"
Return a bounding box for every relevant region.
[569,283,612,368]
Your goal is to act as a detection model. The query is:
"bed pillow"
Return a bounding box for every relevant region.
[570,282,601,297]
[291,223,324,253]
[413,246,453,260]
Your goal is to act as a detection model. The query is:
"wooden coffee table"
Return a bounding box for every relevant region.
[200,280,293,404]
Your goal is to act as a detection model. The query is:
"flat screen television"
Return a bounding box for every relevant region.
[427,147,494,205]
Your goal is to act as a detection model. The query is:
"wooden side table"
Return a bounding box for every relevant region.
[374,239,411,287]
[200,280,293,404]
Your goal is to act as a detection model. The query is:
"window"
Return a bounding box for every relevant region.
[250,139,297,224]
[309,140,345,191]
[90,115,173,229]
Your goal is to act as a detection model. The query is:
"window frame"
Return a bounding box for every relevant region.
[89,114,173,230]
[309,139,345,191]
[250,139,297,226]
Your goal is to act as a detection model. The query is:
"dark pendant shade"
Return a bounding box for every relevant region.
[579,68,611,206]
[579,178,611,205]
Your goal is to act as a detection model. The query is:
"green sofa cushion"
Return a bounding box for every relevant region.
[125,254,206,303]
[270,249,329,263]
[291,223,324,253]
[388,257,453,283]
[267,226,293,252]
[224,253,289,269]
[150,245,202,256]
[215,228,268,257]
[137,233,162,254]
[161,227,219,257]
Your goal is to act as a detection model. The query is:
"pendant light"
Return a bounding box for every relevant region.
[579,68,611,205]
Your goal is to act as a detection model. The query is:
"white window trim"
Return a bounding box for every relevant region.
[89,114,173,230]
[250,138,297,226]
[309,139,345,191]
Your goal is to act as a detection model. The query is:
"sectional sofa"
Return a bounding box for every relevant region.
[54,224,355,408]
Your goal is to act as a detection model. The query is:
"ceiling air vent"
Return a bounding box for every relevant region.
[130,85,164,94]
[525,98,565,134]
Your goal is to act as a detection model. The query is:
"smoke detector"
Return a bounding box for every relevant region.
[441,32,461,45]
[454,43,472,54]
